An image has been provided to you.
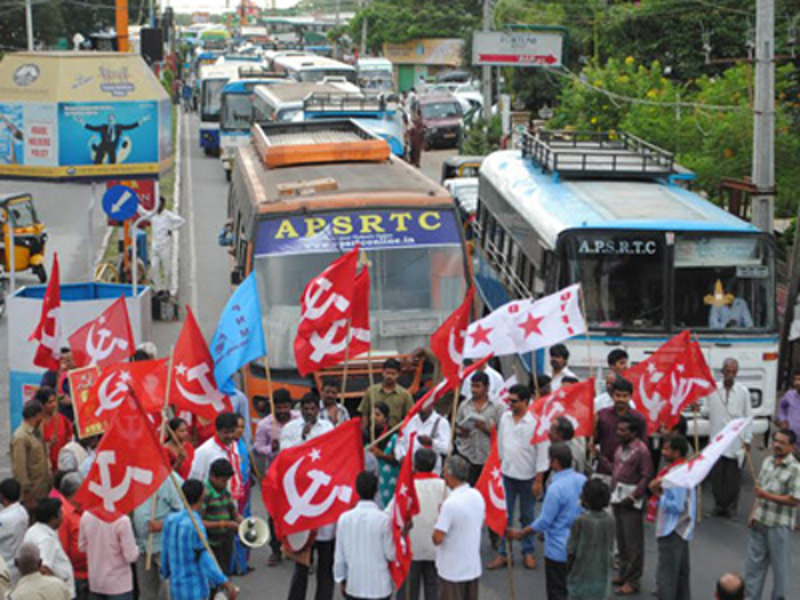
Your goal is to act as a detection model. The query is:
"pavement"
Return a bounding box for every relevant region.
[2,113,799,598]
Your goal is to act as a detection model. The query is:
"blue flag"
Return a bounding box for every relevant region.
[211,272,267,394]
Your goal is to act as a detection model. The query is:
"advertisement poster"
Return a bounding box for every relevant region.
[255,209,462,257]
[68,365,105,439]
[59,101,159,167]
[0,102,24,165]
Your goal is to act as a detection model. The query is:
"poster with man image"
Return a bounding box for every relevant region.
[59,101,158,167]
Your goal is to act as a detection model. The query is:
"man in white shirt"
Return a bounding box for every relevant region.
[189,412,239,483]
[395,404,451,475]
[433,456,485,600]
[0,478,29,581]
[22,498,74,598]
[387,448,447,600]
[708,358,752,518]
[283,394,336,600]
[150,196,186,292]
[549,344,577,391]
[334,471,394,600]
[489,384,549,571]
[460,360,504,399]
[594,350,631,412]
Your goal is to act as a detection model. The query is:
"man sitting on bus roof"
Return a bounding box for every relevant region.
[358,359,414,430]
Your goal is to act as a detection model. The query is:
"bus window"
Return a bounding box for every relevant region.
[559,232,666,330]
[202,79,227,120]
[222,94,253,131]
[673,235,774,331]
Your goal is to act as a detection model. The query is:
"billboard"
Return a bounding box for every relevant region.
[382,39,465,67]
[0,52,172,180]
[472,30,565,68]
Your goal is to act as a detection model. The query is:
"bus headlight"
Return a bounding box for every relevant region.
[749,389,762,409]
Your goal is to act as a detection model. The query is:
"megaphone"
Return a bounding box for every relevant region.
[238,517,270,548]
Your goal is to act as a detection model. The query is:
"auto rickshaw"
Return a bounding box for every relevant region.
[0,193,48,283]
[440,155,485,184]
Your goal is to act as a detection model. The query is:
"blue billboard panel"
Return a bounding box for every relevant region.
[255,209,461,257]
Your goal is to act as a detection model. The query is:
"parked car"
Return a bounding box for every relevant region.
[417,92,463,149]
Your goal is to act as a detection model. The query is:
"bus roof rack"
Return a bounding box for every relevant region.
[251,119,391,169]
[302,92,394,114]
[237,65,286,78]
[521,129,677,180]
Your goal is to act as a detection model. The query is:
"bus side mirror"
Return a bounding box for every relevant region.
[231,268,244,285]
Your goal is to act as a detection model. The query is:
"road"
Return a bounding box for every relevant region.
[2,111,798,598]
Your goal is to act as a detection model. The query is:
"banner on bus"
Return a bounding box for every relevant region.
[254,209,462,257]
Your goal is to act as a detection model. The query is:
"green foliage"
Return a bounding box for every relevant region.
[461,116,503,155]
[348,0,480,54]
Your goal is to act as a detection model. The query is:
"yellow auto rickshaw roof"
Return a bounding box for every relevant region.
[0,193,33,207]
[0,52,169,103]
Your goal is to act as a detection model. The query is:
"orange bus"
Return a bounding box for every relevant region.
[227,119,471,416]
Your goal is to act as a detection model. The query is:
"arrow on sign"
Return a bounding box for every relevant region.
[111,190,132,215]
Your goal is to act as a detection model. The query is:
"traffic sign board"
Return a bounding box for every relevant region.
[102,184,139,221]
[472,31,564,68]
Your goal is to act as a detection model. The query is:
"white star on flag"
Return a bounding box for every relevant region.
[176,363,187,376]
[309,448,321,462]
[119,371,132,383]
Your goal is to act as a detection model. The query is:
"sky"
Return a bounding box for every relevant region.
[168,0,302,14]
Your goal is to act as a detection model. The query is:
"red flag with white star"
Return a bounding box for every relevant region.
[430,287,474,385]
[624,331,716,434]
[475,431,507,537]
[262,418,364,540]
[463,284,585,359]
[170,306,232,421]
[69,296,135,369]
[389,433,420,588]
[528,379,595,444]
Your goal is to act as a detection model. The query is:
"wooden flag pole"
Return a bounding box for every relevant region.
[167,470,223,571]
[146,348,174,570]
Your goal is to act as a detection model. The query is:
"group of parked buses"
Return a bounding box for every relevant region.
[190,47,779,439]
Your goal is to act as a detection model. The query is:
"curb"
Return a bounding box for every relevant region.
[169,107,183,298]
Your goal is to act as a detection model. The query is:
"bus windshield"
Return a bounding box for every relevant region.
[201,79,228,121]
[560,231,666,330]
[221,94,252,131]
[253,209,467,369]
[673,234,775,331]
[299,69,356,84]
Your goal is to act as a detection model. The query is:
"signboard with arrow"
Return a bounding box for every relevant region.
[472,30,565,68]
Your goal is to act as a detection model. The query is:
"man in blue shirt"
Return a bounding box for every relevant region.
[161,479,238,600]
[648,434,696,600]
[506,443,586,600]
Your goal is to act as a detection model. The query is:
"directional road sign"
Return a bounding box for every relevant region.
[472,30,565,68]
[102,184,139,222]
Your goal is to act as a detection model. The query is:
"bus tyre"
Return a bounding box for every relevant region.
[225,169,232,182]
[33,264,47,283]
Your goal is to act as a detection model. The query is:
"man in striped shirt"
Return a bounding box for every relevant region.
[161,479,238,600]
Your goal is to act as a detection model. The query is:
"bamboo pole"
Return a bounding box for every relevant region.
[167,471,223,571]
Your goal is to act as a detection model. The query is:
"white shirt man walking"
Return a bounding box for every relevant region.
[708,358,752,517]
[433,456,486,600]
[149,195,185,293]
[334,471,395,600]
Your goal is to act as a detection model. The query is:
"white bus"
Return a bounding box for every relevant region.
[474,130,778,436]
[272,54,357,85]
[251,81,361,124]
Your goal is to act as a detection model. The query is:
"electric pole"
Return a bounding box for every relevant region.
[25,0,33,50]
[751,0,775,233]
[481,0,493,120]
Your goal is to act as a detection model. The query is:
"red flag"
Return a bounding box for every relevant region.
[475,431,506,537]
[69,296,135,369]
[262,418,364,539]
[399,355,493,431]
[430,288,474,385]
[389,433,420,588]
[74,393,171,521]
[528,379,595,444]
[293,247,360,376]
[170,306,232,420]
[624,332,715,433]
[80,359,168,432]
[29,253,62,371]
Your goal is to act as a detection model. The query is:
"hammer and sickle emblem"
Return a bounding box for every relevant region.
[487,471,506,511]
[95,372,131,417]
[175,363,227,412]
[302,277,350,321]
[88,450,153,512]
[86,324,129,364]
[447,329,463,366]
[282,454,352,525]
[309,319,349,363]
